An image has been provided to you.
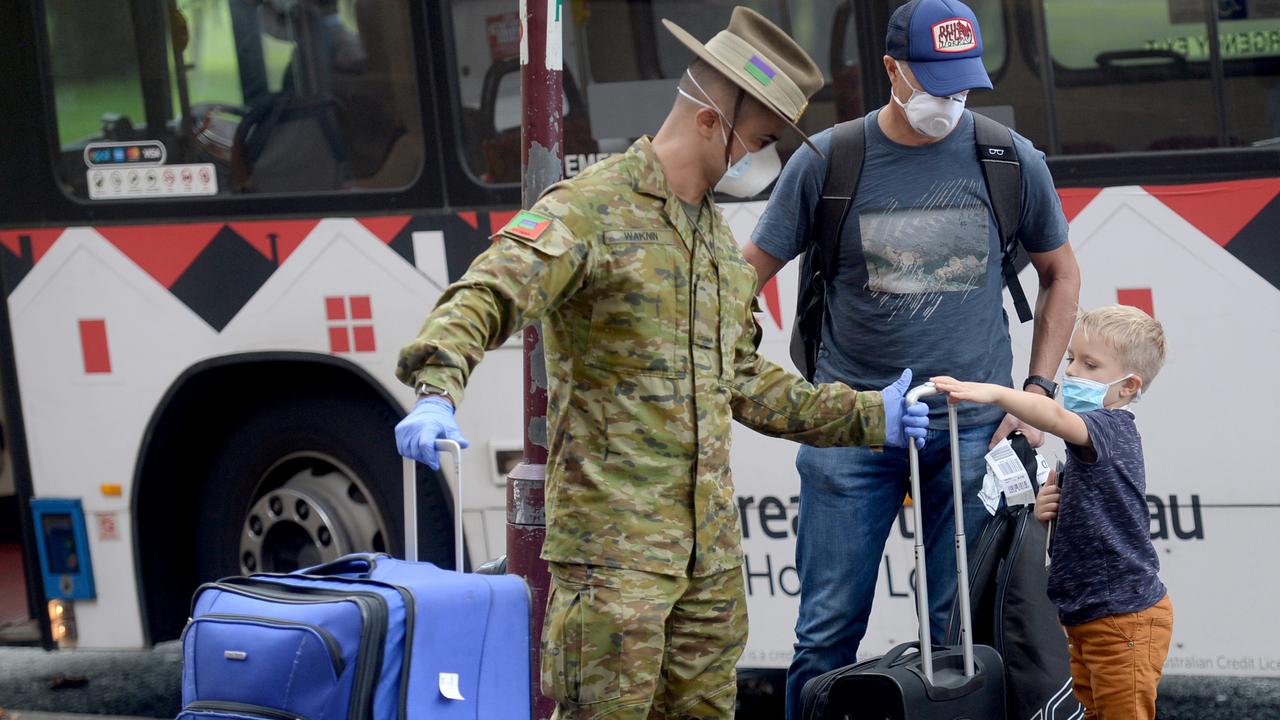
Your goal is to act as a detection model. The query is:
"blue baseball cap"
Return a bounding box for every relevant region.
[886,0,993,97]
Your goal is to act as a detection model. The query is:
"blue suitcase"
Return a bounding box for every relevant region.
[179,440,532,720]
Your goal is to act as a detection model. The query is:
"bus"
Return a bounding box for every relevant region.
[1,0,1277,703]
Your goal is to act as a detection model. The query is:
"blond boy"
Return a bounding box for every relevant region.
[933,305,1172,720]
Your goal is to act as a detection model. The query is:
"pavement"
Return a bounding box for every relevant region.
[1,643,1279,719]
[0,643,182,718]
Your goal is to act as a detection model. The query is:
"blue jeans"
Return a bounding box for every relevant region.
[784,421,999,720]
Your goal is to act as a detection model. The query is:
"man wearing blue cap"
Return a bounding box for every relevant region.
[742,1,1080,715]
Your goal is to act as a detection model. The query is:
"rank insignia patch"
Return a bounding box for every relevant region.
[503,210,553,240]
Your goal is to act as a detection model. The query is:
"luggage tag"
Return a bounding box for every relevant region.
[978,470,1002,516]
[984,438,1037,507]
[439,672,465,701]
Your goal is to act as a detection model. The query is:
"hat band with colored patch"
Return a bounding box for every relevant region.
[705,31,808,123]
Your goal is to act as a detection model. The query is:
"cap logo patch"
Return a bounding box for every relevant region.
[932,18,976,53]
[744,54,777,86]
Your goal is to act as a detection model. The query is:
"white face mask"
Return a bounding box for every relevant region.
[679,76,782,198]
[891,61,967,139]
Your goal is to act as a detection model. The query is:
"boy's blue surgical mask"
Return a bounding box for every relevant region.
[1061,373,1134,413]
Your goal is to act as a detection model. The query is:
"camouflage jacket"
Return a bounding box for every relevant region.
[397,137,885,577]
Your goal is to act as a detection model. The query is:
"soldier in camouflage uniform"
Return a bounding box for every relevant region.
[394,8,929,718]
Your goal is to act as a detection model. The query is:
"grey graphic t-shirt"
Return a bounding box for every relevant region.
[753,110,1068,428]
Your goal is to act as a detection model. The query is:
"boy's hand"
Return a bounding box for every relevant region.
[1035,471,1060,523]
[931,376,1002,405]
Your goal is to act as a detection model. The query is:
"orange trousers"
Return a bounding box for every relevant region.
[1064,595,1174,720]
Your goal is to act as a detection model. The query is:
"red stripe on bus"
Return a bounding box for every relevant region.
[0,229,64,263]
[79,319,111,374]
[1117,288,1154,318]
[1057,188,1103,223]
[489,211,519,237]
[229,219,318,265]
[357,216,412,244]
[1143,178,1280,247]
[760,277,782,330]
[98,224,222,288]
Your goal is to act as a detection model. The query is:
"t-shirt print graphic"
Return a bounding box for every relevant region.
[858,178,990,320]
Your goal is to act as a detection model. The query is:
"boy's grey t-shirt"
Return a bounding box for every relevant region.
[752,110,1068,427]
[1049,408,1166,626]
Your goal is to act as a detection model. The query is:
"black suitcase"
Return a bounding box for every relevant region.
[800,383,1006,720]
[946,438,1082,720]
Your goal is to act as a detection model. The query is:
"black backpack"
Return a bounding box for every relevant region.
[788,113,1033,381]
[945,433,1082,720]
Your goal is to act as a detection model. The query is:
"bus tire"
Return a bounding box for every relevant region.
[192,392,454,582]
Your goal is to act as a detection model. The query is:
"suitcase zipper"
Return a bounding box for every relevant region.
[183,699,308,720]
[274,570,416,720]
[208,580,386,720]
[187,614,345,678]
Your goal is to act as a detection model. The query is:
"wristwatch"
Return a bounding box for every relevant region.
[416,383,453,403]
[1023,375,1058,397]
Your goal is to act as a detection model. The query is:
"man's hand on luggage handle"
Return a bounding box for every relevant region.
[395,395,470,470]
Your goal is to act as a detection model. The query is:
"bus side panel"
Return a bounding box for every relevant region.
[723,183,1280,676]
[6,216,523,647]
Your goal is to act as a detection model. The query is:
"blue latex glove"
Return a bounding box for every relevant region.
[882,369,930,449]
[395,396,470,470]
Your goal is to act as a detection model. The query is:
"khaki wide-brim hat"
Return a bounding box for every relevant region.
[663,7,825,155]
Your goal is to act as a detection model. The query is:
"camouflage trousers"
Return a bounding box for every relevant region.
[541,562,748,719]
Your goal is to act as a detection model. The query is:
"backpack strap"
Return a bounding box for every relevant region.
[973,112,1033,323]
[788,118,866,380]
[814,118,866,282]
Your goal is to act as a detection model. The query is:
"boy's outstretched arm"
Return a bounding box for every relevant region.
[931,376,1091,448]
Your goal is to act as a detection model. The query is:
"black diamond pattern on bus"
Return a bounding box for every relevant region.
[1227,195,1280,292]
[0,244,33,296]
[385,214,494,286]
[169,225,276,331]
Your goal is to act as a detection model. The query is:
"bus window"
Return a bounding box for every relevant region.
[42,1,148,146]
[801,0,864,125]
[650,1,787,79]
[448,0,588,185]
[1044,0,1280,153]
[43,0,424,200]
[1215,15,1280,145]
[446,2,869,187]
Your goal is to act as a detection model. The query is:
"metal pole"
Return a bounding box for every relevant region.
[1029,0,1061,155]
[509,1,563,718]
[1203,0,1230,148]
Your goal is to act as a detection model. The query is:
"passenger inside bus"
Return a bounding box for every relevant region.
[220,0,419,192]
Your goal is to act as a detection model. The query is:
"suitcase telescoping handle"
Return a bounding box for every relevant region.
[402,439,464,572]
[905,382,975,684]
